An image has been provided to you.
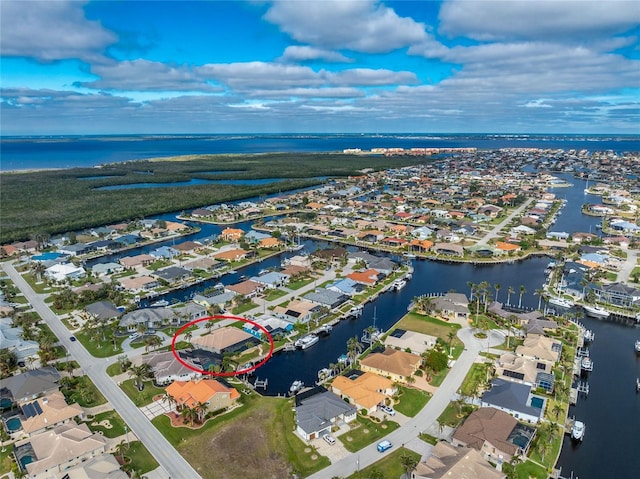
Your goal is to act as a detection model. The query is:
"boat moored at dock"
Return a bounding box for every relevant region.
[294,333,319,350]
[571,420,585,441]
[583,304,610,318]
[548,296,575,309]
[392,279,407,291]
[289,380,304,394]
[635,340,640,353]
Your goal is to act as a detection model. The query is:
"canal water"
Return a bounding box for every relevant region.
[86,167,639,478]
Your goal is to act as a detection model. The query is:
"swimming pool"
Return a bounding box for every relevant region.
[31,252,63,261]
[5,416,22,432]
[19,455,34,469]
[530,396,545,409]
[0,397,13,409]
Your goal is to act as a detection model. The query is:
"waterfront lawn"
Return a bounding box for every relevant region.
[83,410,127,438]
[120,379,165,407]
[153,394,329,478]
[0,443,14,475]
[396,312,463,352]
[394,386,430,417]
[345,448,420,479]
[60,375,107,407]
[338,416,400,453]
[123,441,159,475]
[515,460,547,479]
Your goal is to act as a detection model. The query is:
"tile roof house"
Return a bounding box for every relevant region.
[214,248,249,262]
[515,333,562,365]
[331,372,396,414]
[0,317,40,361]
[273,299,321,324]
[225,279,264,297]
[14,423,107,479]
[303,288,349,309]
[18,391,84,436]
[496,352,555,392]
[360,348,421,384]
[452,407,536,463]
[59,453,127,479]
[413,441,506,479]
[294,387,357,441]
[191,326,257,354]
[166,378,240,413]
[384,329,437,355]
[144,350,202,385]
[346,269,381,286]
[85,301,122,321]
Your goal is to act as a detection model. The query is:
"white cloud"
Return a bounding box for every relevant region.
[439,0,640,41]
[0,0,117,62]
[327,68,418,86]
[278,46,353,63]
[264,0,428,53]
[77,59,219,92]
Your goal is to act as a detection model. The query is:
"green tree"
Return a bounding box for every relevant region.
[400,453,418,479]
[518,285,526,308]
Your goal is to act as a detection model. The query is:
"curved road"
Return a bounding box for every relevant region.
[2,261,201,479]
[307,328,505,479]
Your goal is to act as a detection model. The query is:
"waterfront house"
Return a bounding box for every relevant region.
[44,263,86,282]
[588,282,640,308]
[480,379,545,424]
[191,326,256,354]
[413,442,506,479]
[144,350,202,386]
[166,378,240,414]
[331,372,396,414]
[452,407,535,464]
[220,228,244,241]
[119,253,155,269]
[214,248,249,262]
[14,423,107,479]
[294,387,357,441]
[303,288,349,309]
[360,348,421,384]
[59,454,127,479]
[243,314,293,339]
[150,245,179,259]
[118,275,159,292]
[428,293,470,321]
[384,329,437,355]
[193,291,236,311]
[496,352,555,392]
[85,301,122,322]
[515,333,562,366]
[225,279,264,298]
[173,240,203,253]
[327,278,364,297]
[273,299,321,324]
[154,266,192,283]
[249,271,289,288]
[91,261,124,277]
[57,242,93,257]
[183,257,225,272]
[433,243,464,256]
[119,307,172,331]
[346,269,381,286]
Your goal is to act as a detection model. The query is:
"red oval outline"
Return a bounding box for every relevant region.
[171,315,274,377]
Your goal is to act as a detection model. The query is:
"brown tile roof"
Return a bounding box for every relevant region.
[192,326,253,352]
[452,407,519,457]
[360,348,421,378]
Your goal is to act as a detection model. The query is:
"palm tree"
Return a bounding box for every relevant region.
[30,261,46,282]
[467,281,475,301]
[206,319,216,334]
[115,439,129,463]
[128,364,151,391]
[194,400,208,423]
[161,392,176,411]
[184,329,193,344]
[181,405,197,427]
[346,336,363,363]
[507,286,515,306]
[518,285,526,308]
[446,330,456,356]
[400,453,418,479]
[534,288,544,310]
[494,283,501,303]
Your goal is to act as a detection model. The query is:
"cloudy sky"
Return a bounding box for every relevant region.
[1,0,639,135]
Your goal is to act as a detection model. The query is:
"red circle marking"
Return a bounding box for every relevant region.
[170,315,274,377]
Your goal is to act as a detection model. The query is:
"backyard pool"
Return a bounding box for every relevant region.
[19,455,34,470]
[31,252,64,261]
[0,397,13,409]
[5,416,22,432]
[530,396,545,409]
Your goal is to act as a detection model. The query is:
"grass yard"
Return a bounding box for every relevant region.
[231,302,258,315]
[345,447,421,479]
[264,289,288,301]
[60,375,107,407]
[0,443,14,475]
[458,363,491,398]
[515,459,548,479]
[437,401,474,428]
[338,416,400,453]
[152,394,329,479]
[120,379,165,407]
[287,277,315,290]
[106,361,126,377]
[83,410,128,438]
[394,386,431,417]
[396,312,464,355]
[76,328,125,358]
[122,441,159,475]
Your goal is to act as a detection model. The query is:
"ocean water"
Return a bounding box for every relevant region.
[1,134,639,171]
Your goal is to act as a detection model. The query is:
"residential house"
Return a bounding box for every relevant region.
[173,241,203,253]
[412,442,506,479]
[428,293,470,321]
[346,269,381,286]
[119,254,155,269]
[1,367,61,403]
[496,352,555,393]
[303,288,349,309]
[183,257,224,272]
[118,275,158,293]
[154,266,192,283]
[191,326,257,354]
[515,333,562,366]
[480,379,546,424]
[17,391,84,436]
[0,317,40,361]
[85,301,122,322]
[57,243,93,257]
[294,387,357,441]
[193,291,236,311]
[331,372,396,414]
[225,280,264,298]
[588,282,640,308]
[214,248,249,262]
[45,263,86,282]
[360,348,421,384]
[13,423,107,479]
[166,378,240,413]
[91,262,124,277]
[220,228,244,241]
[327,278,364,297]
[144,350,202,386]
[273,299,321,324]
[60,454,128,479]
[243,315,293,340]
[249,271,289,289]
[384,329,437,355]
[452,407,535,463]
[433,243,464,256]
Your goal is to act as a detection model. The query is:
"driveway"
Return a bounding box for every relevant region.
[141,398,175,420]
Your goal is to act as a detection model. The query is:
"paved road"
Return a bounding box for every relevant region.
[307,328,505,478]
[475,198,534,246]
[618,247,638,282]
[2,261,200,479]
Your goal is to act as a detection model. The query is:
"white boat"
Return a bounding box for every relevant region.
[316,324,333,335]
[392,279,407,291]
[287,244,304,251]
[361,328,382,344]
[150,299,169,307]
[583,329,595,342]
[635,340,640,353]
[404,253,416,259]
[583,304,610,318]
[294,334,319,350]
[348,306,363,318]
[317,368,332,380]
[289,380,304,394]
[548,297,574,309]
[581,356,593,371]
[571,420,585,441]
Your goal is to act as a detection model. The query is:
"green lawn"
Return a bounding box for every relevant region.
[458,363,491,398]
[338,416,400,453]
[120,379,165,407]
[121,441,159,475]
[106,361,126,377]
[395,313,464,355]
[345,447,421,479]
[264,289,287,301]
[60,375,107,408]
[231,302,258,315]
[76,328,125,358]
[515,459,548,479]
[0,443,14,475]
[83,410,128,438]
[393,386,431,417]
[437,401,474,427]
[287,277,315,290]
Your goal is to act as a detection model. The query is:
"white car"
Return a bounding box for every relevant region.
[379,405,396,416]
[322,434,336,445]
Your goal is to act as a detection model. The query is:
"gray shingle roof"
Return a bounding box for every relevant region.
[295,390,356,435]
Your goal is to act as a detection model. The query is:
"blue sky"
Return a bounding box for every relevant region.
[1,0,639,135]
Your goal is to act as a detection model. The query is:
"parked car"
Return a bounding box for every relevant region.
[379,405,396,416]
[69,336,77,342]
[322,434,336,446]
[129,333,140,340]
[377,440,393,453]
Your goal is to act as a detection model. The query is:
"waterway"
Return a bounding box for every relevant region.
[85,165,638,478]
